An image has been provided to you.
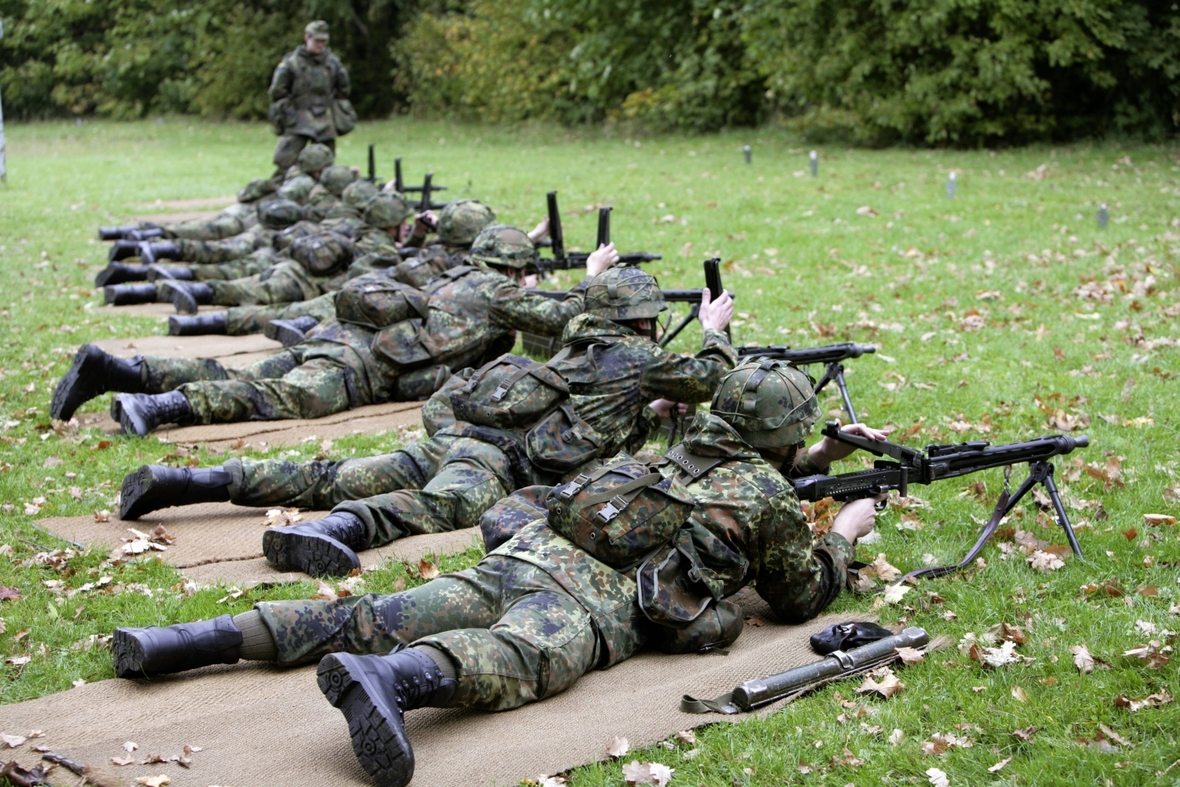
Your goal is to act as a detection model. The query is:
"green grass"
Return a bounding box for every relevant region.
[1,118,1178,785]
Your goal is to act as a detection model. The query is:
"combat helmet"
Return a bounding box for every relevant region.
[470,224,536,270]
[584,267,667,321]
[710,359,819,449]
[437,200,495,248]
[291,232,354,275]
[237,177,276,204]
[341,179,379,211]
[297,143,335,174]
[319,165,357,197]
[275,220,320,250]
[363,192,414,230]
[257,199,305,230]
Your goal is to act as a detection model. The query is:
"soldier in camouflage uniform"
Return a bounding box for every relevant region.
[109,360,886,787]
[67,225,592,438]
[268,21,352,179]
[114,263,736,582]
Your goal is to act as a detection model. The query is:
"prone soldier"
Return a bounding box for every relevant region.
[109,359,885,787]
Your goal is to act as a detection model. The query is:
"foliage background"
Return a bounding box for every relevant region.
[2,0,1179,143]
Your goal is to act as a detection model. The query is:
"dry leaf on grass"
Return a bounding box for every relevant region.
[606,736,630,759]
[882,584,911,605]
[888,729,905,745]
[1071,644,1096,673]
[1115,690,1174,712]
[1123,641,1172,669]
[1011,686,1029,702]
[1144,514,1176,526]
[673,730,695,745]
[922,732,973,756]
[988,757,1012,773]
[1012,726,1038,741]
[418,558,440,580]
[1027,549,1065,571]
[856,666,905,698]
[622,760,674,787]
[895,647,925,665]
[926,767,950,787]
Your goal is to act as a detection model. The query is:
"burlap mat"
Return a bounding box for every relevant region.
[37,501,476,586]
[78,399,423,450]
[92,333,283,361]
[0,597,863,787]
[99,302,227,318]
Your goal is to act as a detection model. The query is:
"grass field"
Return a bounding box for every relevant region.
[1,117,1178,786]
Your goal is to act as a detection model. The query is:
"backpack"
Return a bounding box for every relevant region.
[335,276,429,330]
[546,455,697,570]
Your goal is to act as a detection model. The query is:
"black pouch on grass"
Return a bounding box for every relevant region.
[810,621,895,655]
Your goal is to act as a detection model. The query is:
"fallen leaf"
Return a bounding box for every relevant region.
[1012,726,1038,741]
[980,641,1021,668]
[606,736,630,759]
[2,733,27,748]
[111,756,135,766]
[418,558,439,580]
[673,730,695,745]
[921,732,973,756]
[832,747,865,767]
[0,587,21,602]
[136,776,171,787]
[927,766,950,787]
[866,553,902,582]
[895,647,925,665]
[1144,514,1176,526]
[93,509,111,523]
[1123,641,1172,669]
[888,728,905,745]
[1114,690,1174,712]
[1012,686,1029,702]
[1098,723,1131,747]
[856,667,905,698]
[988,756,1012,773]
[1072,644,1095,673]
[882,584,911,605]
[1028,549,1065,572]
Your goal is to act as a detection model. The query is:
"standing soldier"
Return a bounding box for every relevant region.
[269,20,354,180]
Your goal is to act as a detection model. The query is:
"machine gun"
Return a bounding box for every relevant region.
[656,257,732,347]
[738,343,875,424]
[392,158,448,210]
[791,422,1090,579]
[535,192,661,274]
[366,144,380,184]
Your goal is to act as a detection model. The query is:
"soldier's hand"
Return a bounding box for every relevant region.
[648,399,687,419]
[415,210,439,232]
[528,217,550,243]
[810,422,889,467]
[831,494,886,544]
[587,242,619,277]
[697,287,733,332]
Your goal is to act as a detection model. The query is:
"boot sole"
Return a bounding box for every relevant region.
[317,654,414,787]
[112,629,149,678]
[265,322,307,348]
[50,345,105,421]
[262,529,359,577]
[95,264,148,287]
[120,465,165,520]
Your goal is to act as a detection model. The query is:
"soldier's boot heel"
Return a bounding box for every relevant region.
[168,312,227,336]
[104,283,160,306]
[262,512,365,577]
[264,316,320,347]
[148,265,195,282]
[108,240,143,262]
[51,344,147,421]
[111,390,195,437]
[141,241,181,266]
[95,262,151,287]
[160,281,215,315]
[119,464,232,521]
[316,648,456,787]
[113,614,242,678]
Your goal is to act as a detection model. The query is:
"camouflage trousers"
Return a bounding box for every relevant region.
[254,555,603,710]
[224,292,336,335]
[223,432,518,546]
[273,135,335,176]
[161,203,259,241]
[175,233,270,265]
[208,261,336,307]
[142,346,362,424]
[192,253,277,282]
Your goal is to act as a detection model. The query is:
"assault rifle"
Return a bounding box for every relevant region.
[367,144,380,183]
[792,422,1090,579]
[535,192,662,274]
[738,343,875,424]
[656,257,731,346]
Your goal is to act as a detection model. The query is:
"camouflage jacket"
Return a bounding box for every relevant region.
[550,314,737,459]
[490,411,855,666]
[268,46,350,141]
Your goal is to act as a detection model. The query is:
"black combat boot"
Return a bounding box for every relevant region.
[262,512,367,577]
[104,283,159,306]
[111,390,194,437]
[140,241,181,266]
[264,316,320,347]
[108,240,143,262]
[317,647,457,787]
[119,464,233,520]
[99,225,163,242]
[160,281,214,314]
[147,264,195,281]
[168,312,228,336]
[51,344,147,421]
[95,262,151,287]
[113,614,243,678]
[99,225,138,241]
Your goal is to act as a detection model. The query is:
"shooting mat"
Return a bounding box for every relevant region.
[98,302,227,318]
[0,597,866,787]
[37,501,481,587]
[91,333,283,361]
